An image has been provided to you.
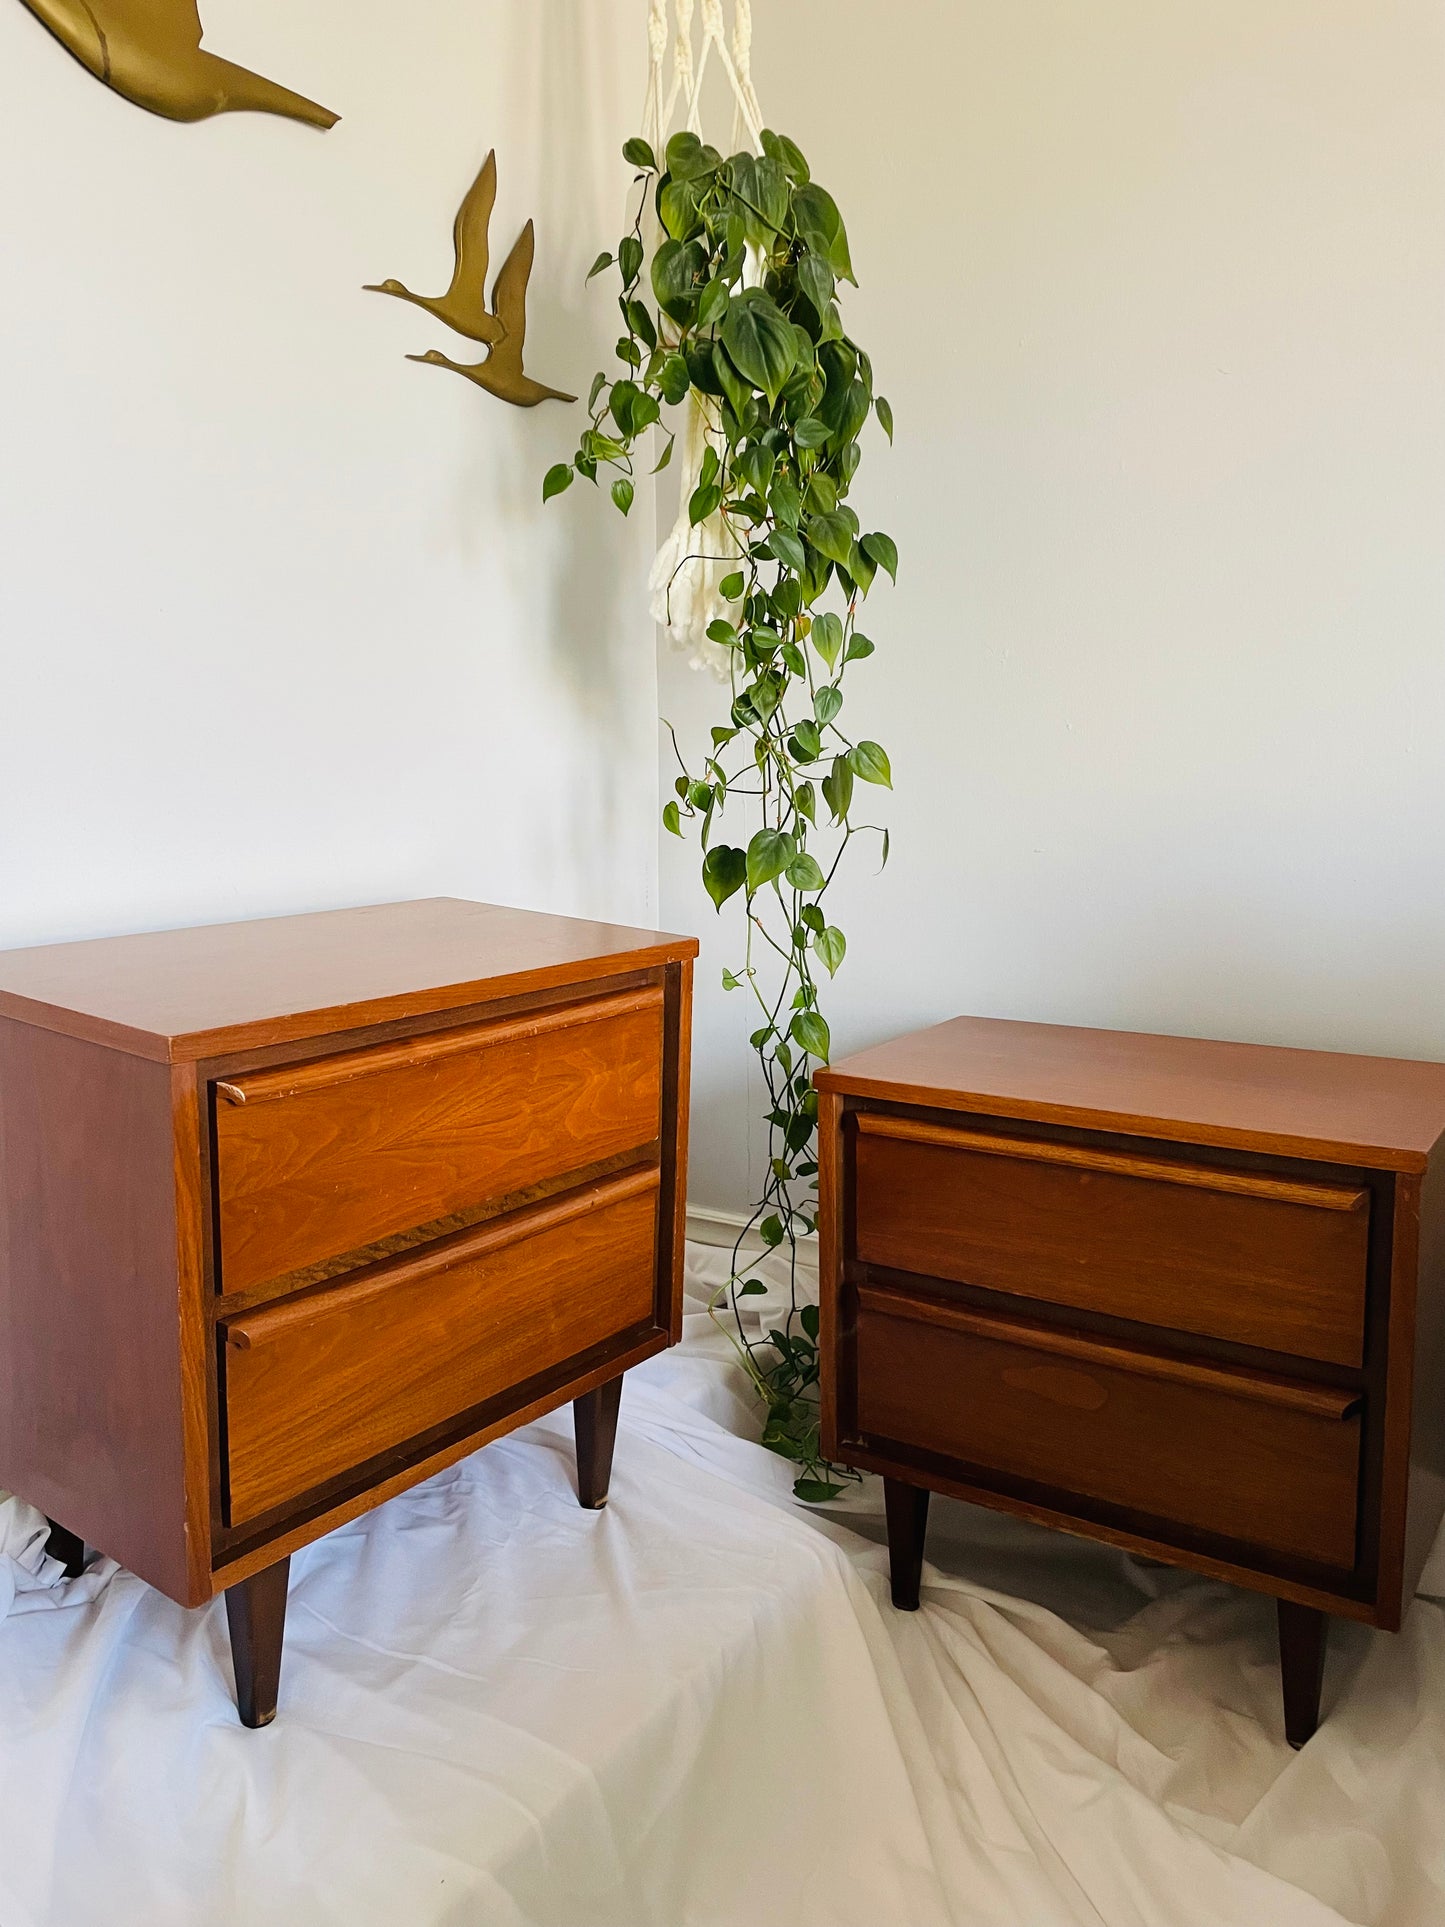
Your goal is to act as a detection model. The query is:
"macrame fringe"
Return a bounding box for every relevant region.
[641,0,764,680]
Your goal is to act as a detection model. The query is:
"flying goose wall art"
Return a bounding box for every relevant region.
[367,153,575,409]
[14,0,338,127]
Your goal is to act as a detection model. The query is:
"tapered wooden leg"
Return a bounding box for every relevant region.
[884,1478,930,1611]
[574,1372,625,1509]
[1278,1600,1328,1748]
[44,1519,86,1578]
[225,1557,291,1729]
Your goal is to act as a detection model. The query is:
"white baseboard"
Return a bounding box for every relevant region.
[685,1204,818,1256]
[685,1204,757,1249]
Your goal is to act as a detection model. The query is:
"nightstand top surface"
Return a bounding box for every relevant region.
[816,1014,1445,1172]
[0,898,698,1063]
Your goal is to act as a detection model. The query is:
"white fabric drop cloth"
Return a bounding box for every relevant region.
[2,1243,1443,1926]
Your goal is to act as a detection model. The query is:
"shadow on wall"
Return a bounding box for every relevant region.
[403,0,652,921]
[489,0,648,914]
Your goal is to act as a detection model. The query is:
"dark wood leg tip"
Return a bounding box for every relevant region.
[574,1372,624,1511]
[884,1478,930,1613]
[1278,1599,1328,1748]
[44,1519,87,1579]
[225,1557,291,1730]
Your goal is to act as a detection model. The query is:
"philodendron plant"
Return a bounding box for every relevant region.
[545,127,895,1500]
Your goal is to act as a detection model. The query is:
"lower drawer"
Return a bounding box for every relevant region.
[853,1287,1362,1570]
[222,1167,659,1526]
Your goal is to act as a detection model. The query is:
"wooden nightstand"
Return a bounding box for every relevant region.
[816,1016,1445,1746]
[0,898,696,1725]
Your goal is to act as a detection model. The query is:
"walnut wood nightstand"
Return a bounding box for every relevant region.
[0,898,696,1725]
[816,1016,1445,1746]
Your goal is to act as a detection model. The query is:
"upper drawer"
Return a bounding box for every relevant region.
[214,987,664,1295]
[854,1114,1370,1367]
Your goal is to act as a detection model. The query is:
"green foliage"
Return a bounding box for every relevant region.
[547,129,895,1501]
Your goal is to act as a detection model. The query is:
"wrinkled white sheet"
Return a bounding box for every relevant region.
[2,1244,1443,1927]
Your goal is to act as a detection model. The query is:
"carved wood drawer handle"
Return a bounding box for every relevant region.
[855,1113,1368,1214]
[855,1285,1362,1422]
[215,986,663,1107]
[224,1164,661,1353]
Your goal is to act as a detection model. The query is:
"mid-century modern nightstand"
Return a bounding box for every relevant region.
[816,1016,1445,1746]
[0,898,697,1725]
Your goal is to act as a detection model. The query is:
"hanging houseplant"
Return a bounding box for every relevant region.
[545,126,896,1501]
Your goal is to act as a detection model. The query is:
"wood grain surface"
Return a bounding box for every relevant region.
[0,1019,196,1600]
[855,1287,1362,1570]
[216,989,664,1295]
[222,1168,660,1524]
[818,1015,1445,1172]
[0,898,698,1062]
[854,1119,1371,1367]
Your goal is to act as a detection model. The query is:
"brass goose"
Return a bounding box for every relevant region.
[17,0,338,128]
[364,150,505,346]
[409,220,576,409]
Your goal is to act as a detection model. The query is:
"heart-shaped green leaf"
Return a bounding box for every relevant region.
[797,251,834,319]
[659,352,691,405]
[721,291,798,405]
[665,131,719,181]
[848,740,892,787]
[806,512,857,569]
[652,239,706,322]
[697,278,730,329]
[618,235,644,288]
[792,183,856,284]
[814,925,846,976]
[810,611,843,670]
[821,753,853,822]
[760,128,811,182]
[786,852,826,891]
[790,1009,831,1060]
[861,531,898,582]
[702,845,747,910]
[769,527,807,573]
[746,828,795,894]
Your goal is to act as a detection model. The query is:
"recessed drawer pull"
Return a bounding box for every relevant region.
[216,986,663,1106]
[225,1164,660,1353]
[854,1286,1362,1422]
[854,1114,1367,1214]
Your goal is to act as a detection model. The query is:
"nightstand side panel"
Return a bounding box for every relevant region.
[1401,1149,1445,1607]
[0,1019,193,1602]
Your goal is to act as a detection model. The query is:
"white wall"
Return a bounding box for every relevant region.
[662,0,1445,1216]
[0,0,654,949]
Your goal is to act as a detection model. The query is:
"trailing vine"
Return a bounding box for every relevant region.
[545,128,894,1500]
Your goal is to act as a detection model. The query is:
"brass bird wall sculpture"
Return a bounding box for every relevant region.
[16,0,339,128]
[368,158,574,410]
[364,150,505,345]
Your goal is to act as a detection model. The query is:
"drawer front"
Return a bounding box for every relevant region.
[215,987,663,1295]
[222,1167,660,1526]
[854,1116,1370,1367]
[854,1287,1362,1569]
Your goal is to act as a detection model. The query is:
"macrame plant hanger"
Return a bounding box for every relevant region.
[641,0,765,676]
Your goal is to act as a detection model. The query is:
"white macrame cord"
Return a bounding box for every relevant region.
[642,0,765,677]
